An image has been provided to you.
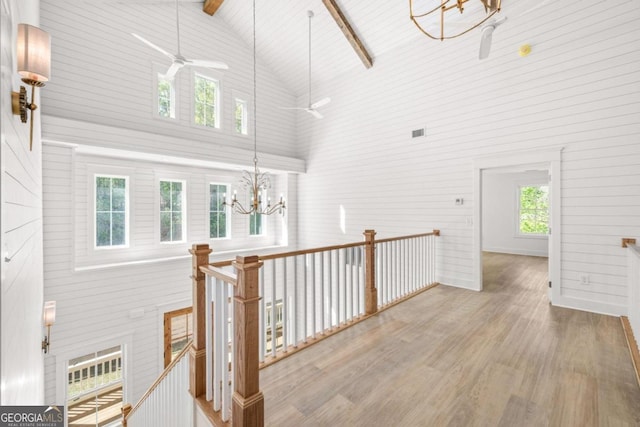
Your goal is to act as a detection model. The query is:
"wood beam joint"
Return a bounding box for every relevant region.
[622,238,636,248]
[203,0,224,16]
[322,0,373,69]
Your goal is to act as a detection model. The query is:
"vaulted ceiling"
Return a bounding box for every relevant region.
[95,0,550,97]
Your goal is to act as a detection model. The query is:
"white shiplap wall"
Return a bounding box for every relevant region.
[38,0,305,407]
[42,141,294,405]
[0,0,45,405]
[39,0,298,160]
[295,0,640,315]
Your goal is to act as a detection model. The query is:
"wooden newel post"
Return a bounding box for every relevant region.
[189,243,212,398]
[232,255,264,427]
[121,403,132,427]
[364,229,378,315]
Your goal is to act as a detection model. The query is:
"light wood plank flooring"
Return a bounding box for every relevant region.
[260,252,640,426]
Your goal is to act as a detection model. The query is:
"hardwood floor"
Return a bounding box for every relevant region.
[260,252,640,426]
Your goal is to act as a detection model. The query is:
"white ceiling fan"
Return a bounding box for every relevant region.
[478,0,554,60]
[281,10,330,119]
[478,16,507,60]
[131,0,228,80]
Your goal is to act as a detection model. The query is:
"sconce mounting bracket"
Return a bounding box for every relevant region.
[12,86,27,123]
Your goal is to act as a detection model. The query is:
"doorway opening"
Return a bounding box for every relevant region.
[473,149,562,303]
[164,306,193,368]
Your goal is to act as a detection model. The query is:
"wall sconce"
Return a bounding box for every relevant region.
[11,23,51,151]
[42,301,56,354]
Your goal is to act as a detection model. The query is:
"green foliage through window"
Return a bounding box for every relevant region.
[209,184,228,239]
[160,180,184,242]
[249,189,264,236]
[235,99,247,134]
[158,74,174,118]
[96,176,127,247]
[519,185,549,235]
[194,75,218,128]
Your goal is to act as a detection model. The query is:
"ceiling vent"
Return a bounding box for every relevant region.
[412,128,425,138]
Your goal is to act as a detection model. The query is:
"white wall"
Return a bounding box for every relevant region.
[295,0,640,315]
[0,0,46,405]
[38,0,304,408]
[482,170,548,257]
[42,142,294,405]
[39,0,299,162]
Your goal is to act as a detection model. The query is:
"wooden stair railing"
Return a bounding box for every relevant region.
[124,229,440,427]
[122,340,193,427]
[193,252,264,426]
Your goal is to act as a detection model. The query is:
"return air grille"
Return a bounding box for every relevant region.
[412,128,425,138]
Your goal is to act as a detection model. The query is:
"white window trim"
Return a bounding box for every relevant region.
[192,70,222,130]
[207,181,232,240]
[92,173,131,250]
[157,177,188,245]
[152,63,179,121]
[515,183,549,239]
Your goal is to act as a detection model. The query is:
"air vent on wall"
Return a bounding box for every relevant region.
[412,128,425,138]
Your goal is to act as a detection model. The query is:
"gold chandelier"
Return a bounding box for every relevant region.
[223,0,285,216]
[410,0,501,41]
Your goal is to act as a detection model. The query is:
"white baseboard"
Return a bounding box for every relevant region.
[482,247,548,257]
[437,276,477,291]
[552,295,627,317]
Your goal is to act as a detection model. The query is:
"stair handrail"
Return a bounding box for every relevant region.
[122,339,192,424]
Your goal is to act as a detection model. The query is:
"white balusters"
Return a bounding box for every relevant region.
[126,345,193,427]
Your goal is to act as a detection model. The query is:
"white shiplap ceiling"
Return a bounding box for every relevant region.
[213,0,553,97]
[97,0,554,97]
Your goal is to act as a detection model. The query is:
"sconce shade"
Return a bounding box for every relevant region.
[43,301,56,326]
[17,23,51,83]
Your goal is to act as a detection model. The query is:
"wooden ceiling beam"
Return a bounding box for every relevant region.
[203,0,224,16]
[322,0,373,69]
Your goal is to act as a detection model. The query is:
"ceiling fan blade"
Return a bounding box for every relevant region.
[306,109,323,119]
[280,107,306,110]
[479,25,494,60]
[185,59,229,70]
[310,97,331,109]
[164,61,183,80]
[132,33,174,59]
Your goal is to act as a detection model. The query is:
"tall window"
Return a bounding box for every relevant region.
[235,98,248,135]
[95,176,127,248]
[519,185,549,235]
[209,184,228,239]
[160,180,185,242]
[249,189,264,236]
[194,74,220,128]
[157,73,175,118]
[250,212,263,236]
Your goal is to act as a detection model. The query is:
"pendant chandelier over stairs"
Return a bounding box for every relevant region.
[223,0,285,216]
